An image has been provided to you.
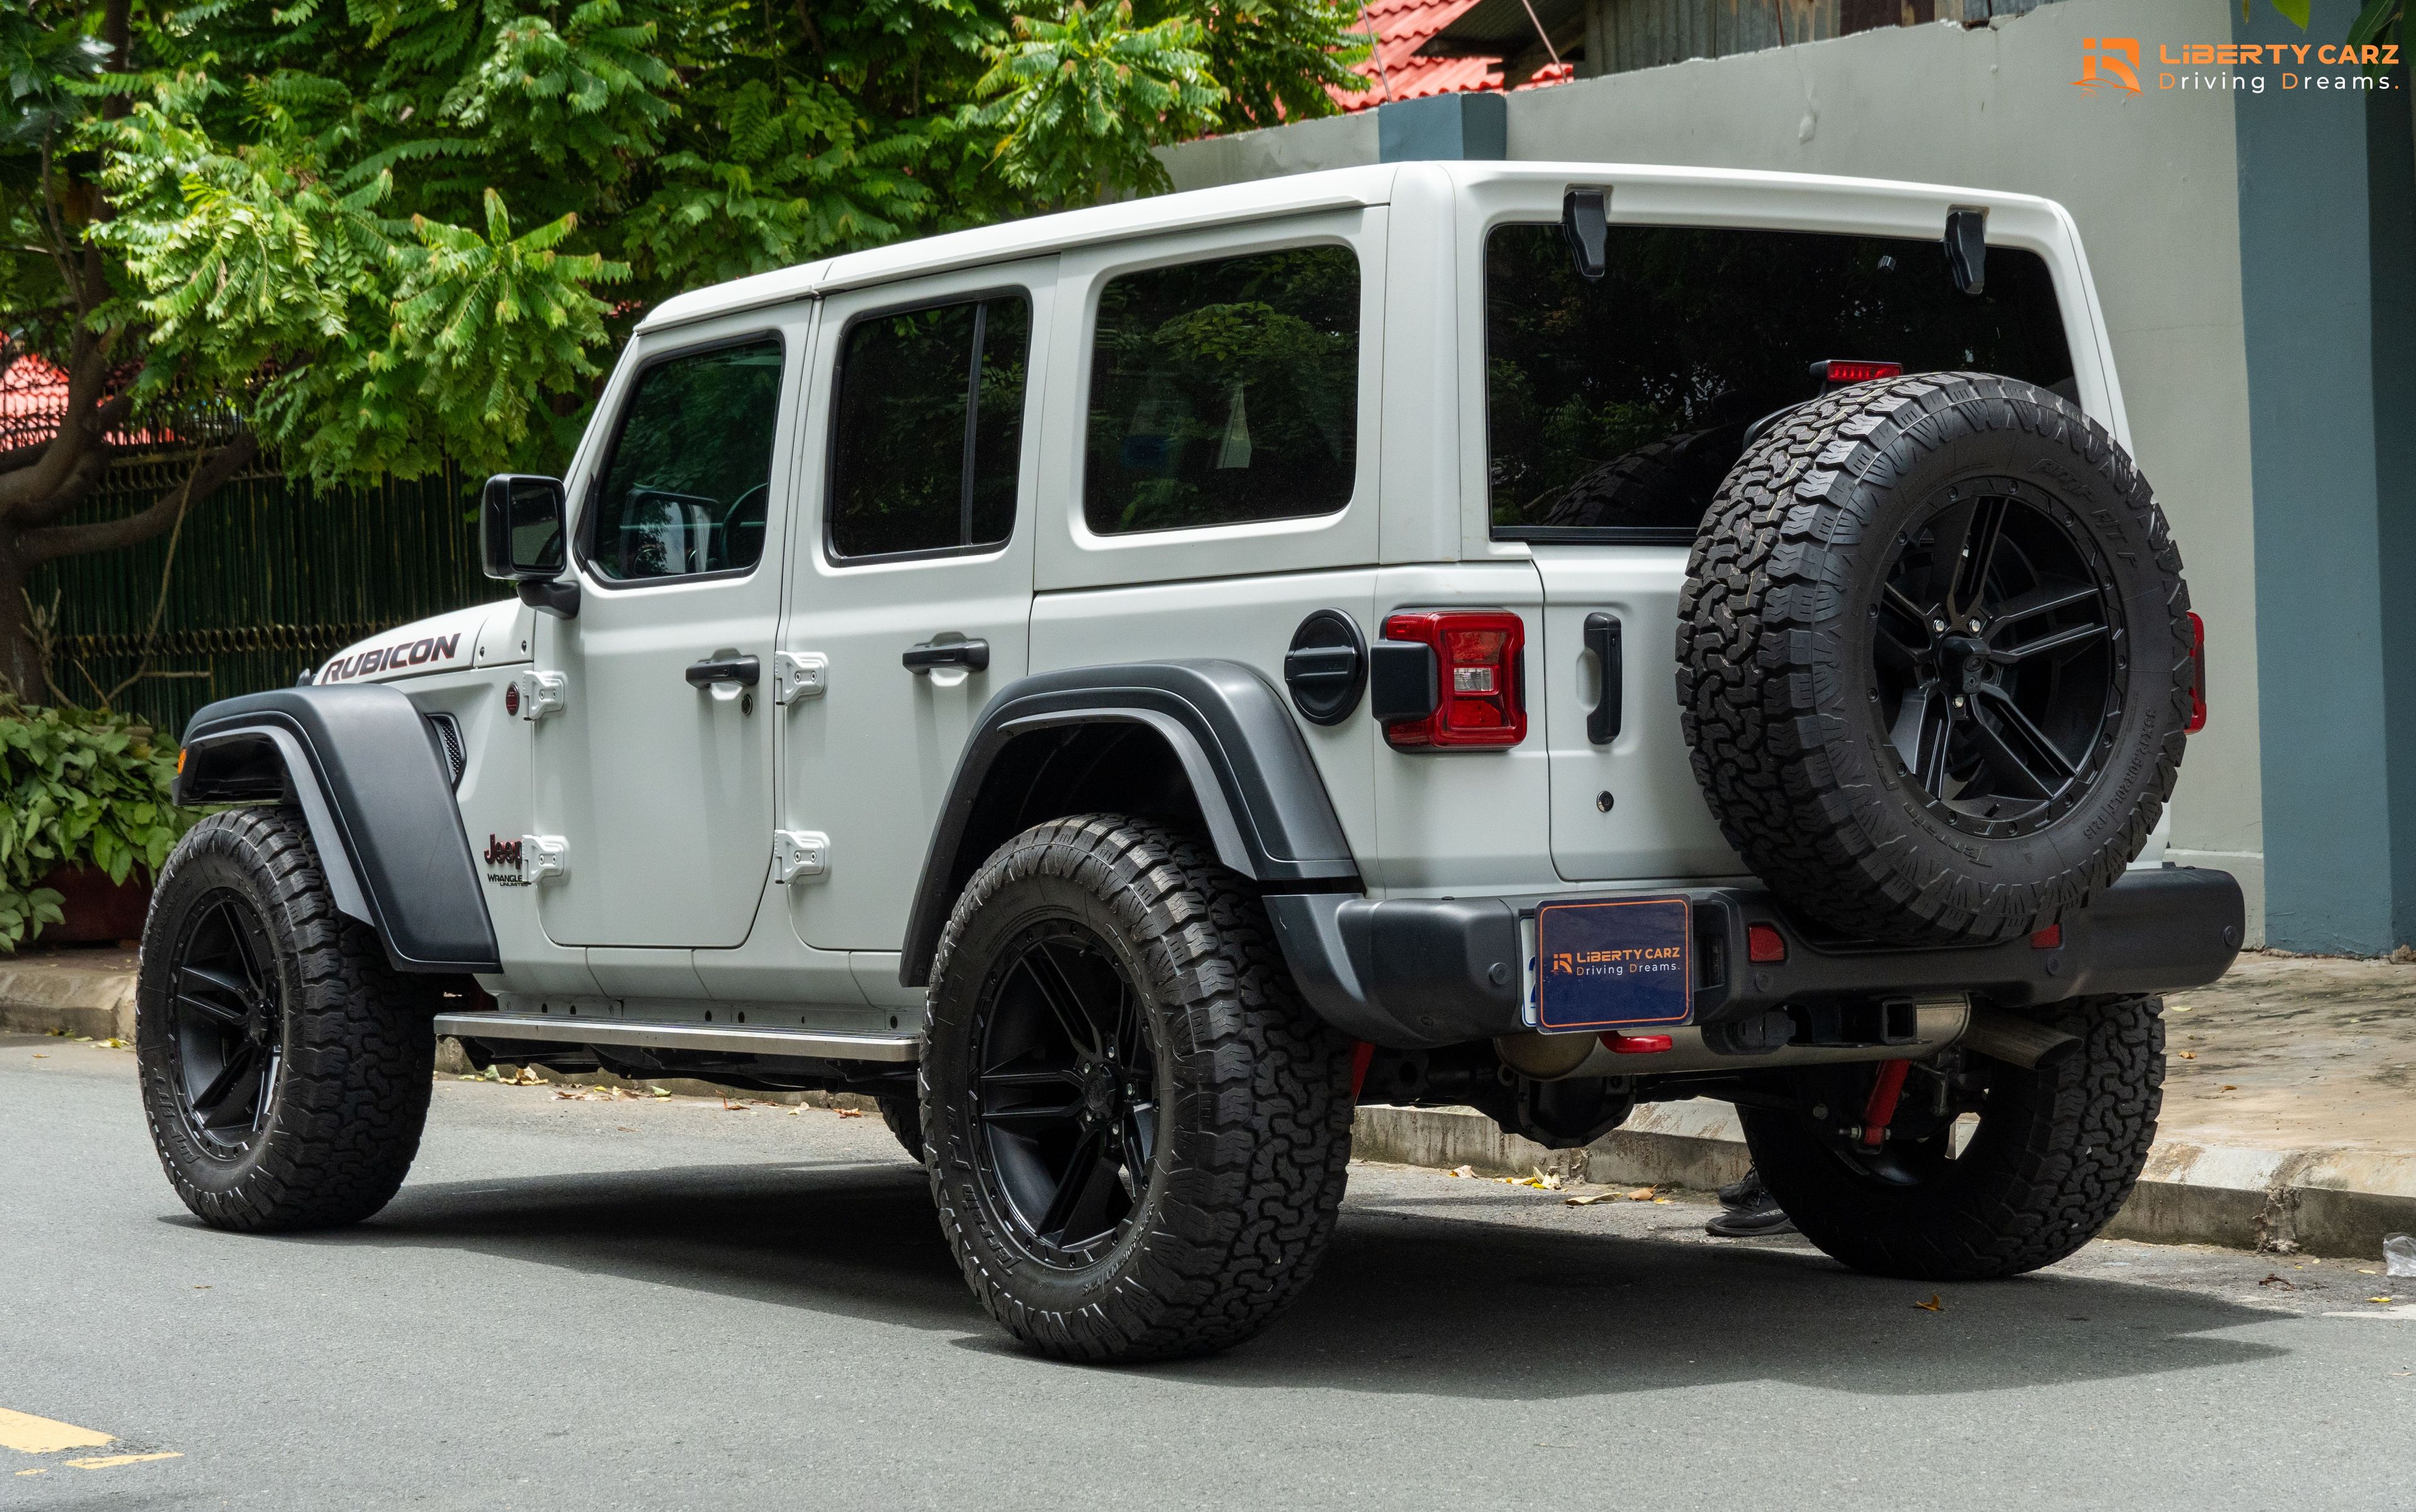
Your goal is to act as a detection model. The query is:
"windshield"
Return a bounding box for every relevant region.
[1484,223,2077,541]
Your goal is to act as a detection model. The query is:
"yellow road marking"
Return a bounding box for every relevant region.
[65,1453,182,1470]
[0,1408,113,1453]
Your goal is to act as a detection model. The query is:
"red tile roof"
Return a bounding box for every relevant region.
[1334,0,1572,111]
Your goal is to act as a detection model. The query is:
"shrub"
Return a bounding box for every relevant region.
[0,692,194,951]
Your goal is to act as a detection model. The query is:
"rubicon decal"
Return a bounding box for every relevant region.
[321,632,462,683]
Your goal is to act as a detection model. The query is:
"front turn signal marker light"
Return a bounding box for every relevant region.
[1378,610,1527,749]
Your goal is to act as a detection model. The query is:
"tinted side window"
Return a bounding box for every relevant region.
[1484,226,2076,539]
[829,294,1031,559]
[590,336,785,581]
[1084,246,1359,535]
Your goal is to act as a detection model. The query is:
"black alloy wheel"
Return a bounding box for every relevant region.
[164,890,286,1151]
[970,921,1159,1266]
[1873,480,2123,837]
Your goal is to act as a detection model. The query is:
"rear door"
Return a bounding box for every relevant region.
[777,261,1050,951]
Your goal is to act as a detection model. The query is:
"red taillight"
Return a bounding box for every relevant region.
[1601,1033,1674,1054]
[1380,610,1527,749]
[2186,611,2207,734]
[1747,922,1787,963]
[1815,359,1903,386]
[2031,924,2062,949]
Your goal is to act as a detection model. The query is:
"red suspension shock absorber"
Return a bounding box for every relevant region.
[1860,1060,1913,1148]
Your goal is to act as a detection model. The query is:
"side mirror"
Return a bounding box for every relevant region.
[479,474,579,619]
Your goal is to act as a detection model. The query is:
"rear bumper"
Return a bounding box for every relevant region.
[1266,866,2245,1050]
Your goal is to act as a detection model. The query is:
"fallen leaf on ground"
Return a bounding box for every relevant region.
[1448,1165,1477,1178]
[2219,1084,2238,1092]
[97,1038,124,1049]
[2178,1051,2196,1060]
[508,1067,545,1085]
[1563,1190,1620,1206]
[1915,1294,1945,1312]
[31,1053,45,1059]
[2371,1296,2398,1304]
[837,1107,866,1119]
[2259,1274,2296,1289]
[1627,1185,1662,1201]
[650,1087,671,1098]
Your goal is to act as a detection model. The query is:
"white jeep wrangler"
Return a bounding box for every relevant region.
[139,162,2241,1362]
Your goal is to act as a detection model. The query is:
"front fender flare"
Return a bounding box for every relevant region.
[899,660,1359,988]
[177,686,500,973]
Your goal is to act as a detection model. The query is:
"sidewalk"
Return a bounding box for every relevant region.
[9,944,2413,1257]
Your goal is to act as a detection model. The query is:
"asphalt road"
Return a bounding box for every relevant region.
[5,1033,2412,1511]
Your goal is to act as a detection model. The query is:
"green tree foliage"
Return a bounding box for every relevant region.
[0,690,191,949]
[0,0,1369,697]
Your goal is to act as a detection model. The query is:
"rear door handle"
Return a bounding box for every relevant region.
[685,654,760,688]
[903,637,990,673]
[1584,613,1621,744]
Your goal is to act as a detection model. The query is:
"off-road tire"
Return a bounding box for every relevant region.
[1740,995,2164,1278]
[920,815,1356,1362]
[877,1092,925,1163]
[137,808,435,1230]
[1677,372,2193,945]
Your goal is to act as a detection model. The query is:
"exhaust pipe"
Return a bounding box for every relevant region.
[1957,1002,2081,1070]
[1496,995,1971,1080]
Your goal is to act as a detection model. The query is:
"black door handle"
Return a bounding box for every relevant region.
[903,637,990,673]
[685,654,760,688]
[1585,613,1621,744]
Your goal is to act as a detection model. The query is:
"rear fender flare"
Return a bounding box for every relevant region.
[898,660,1359,988]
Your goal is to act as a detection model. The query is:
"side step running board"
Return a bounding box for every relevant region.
[432,1012,919,1063]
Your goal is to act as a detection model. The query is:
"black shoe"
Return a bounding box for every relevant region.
[1704,1194,1797,1238]
[1717,1168,1766,1210]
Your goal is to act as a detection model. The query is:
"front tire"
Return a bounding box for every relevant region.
[920,815,1356,1362]
[136,809,435,1231]
[1740,995,2164,1279]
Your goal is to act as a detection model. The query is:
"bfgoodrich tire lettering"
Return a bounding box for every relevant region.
[920,815,1355,1362]
[1677,372,2193,946]
[137,808,435,1231]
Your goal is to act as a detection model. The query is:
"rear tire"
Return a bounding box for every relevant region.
[920,815,1356,1362]
[1740,995,2164,1279]
[877,1092,924,1163]
[136,809,435,1231]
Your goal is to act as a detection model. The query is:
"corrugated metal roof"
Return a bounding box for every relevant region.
[1332,0,1572,111]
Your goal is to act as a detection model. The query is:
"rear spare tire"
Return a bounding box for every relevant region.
[1677,372,2193,946]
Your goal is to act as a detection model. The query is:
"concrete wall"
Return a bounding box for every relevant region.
[1165,0,2271,939]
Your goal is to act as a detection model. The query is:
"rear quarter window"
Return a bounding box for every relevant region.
[1485,225,2076,541]
[1083,245,1360,535]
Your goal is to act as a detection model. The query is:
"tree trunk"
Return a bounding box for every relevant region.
[0,528,38,702]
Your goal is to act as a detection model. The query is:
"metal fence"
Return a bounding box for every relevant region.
[30,452,491,737]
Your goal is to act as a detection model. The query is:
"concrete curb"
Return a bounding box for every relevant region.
[1350,1101,2416,1261]
[0,961,135,1041]
[6,962,2410,1260]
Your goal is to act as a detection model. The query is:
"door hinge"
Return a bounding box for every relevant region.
[773,651,828,706]
[772,829,830,883]
[520,834,569,883]
[510,669,569,721]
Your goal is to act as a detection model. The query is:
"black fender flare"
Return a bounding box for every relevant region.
[176,686,501,973]
[898,660,1359,988]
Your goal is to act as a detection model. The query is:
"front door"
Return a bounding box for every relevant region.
[532,320,802,948]
[778,264,1050,951]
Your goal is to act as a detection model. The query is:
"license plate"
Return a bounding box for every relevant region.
[1533,895,1692,1033]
